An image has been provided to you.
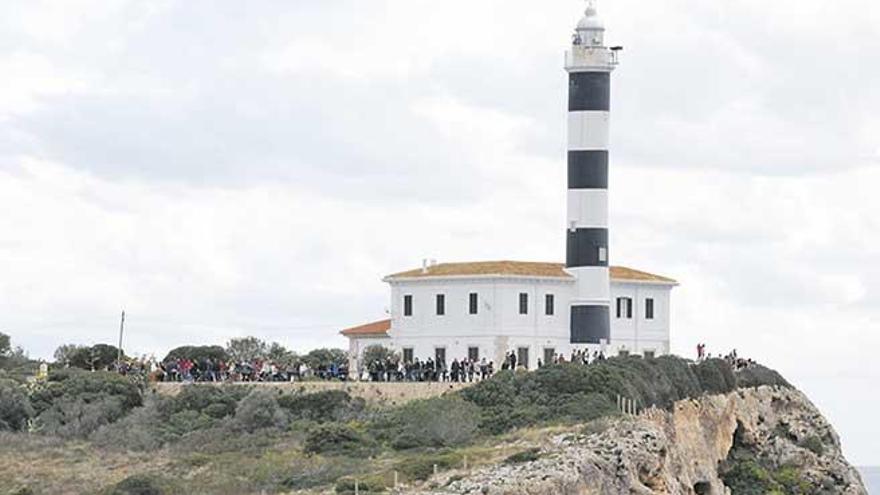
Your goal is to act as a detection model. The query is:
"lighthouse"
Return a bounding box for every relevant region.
[565,0,619,346]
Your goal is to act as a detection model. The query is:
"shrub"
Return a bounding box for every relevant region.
[0,379,33,431]
[229,390,287,433]
[280,456,364,490]
[106,474,166,495]
[161,385,246,419]
[504,448,541,464]
[277,390,365,423]
[800,435,825,456]
[721,457,775,495]
[304,423,369,455]
[460,356,730,434]
[394,451,463,482]
[552,392,618,422]
[91,400,166,451]
[29,369,142,439]
[693,359,737,395]
[334,474,389,494]
[31,369,142,413]
[735,365,791,389]
[388,396,480,449]
[36,395,126,439]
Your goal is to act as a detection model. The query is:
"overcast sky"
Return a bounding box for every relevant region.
[1,0,878,465]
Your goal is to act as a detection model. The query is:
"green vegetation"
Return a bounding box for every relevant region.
[0,330,795,494]
[504,447,542,465]
[721,423,813,495]
[799,435,825,456]
[460,355,749,434]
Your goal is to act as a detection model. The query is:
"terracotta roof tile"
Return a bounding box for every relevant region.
[340,319,391,337]
[385,261,677,284]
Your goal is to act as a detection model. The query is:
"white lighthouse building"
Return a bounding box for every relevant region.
[341,2,677,374]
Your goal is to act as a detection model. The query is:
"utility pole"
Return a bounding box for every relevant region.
[117,310,125,368]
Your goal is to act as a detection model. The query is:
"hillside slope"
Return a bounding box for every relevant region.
[432,386,866,494]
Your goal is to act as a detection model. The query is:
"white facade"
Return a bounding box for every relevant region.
[388,275,573,368]
[344,266,675,374]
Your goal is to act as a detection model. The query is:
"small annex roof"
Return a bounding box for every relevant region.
[384,261,677,285]
[340,319,391,337]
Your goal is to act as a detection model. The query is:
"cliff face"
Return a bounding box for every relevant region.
[438,386,866,495]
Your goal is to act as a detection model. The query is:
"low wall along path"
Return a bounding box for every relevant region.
[152,381,474,407]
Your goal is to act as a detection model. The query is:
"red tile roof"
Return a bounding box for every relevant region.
[385,261,677,284]
[340,319,391,337]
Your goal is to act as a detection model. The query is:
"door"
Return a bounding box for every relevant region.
[435,347,446,367]
[543,348,555,366]
[517,347,530,370]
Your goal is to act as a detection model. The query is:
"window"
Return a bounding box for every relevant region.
[645,298,655,320]
[403,295,413,317]
[517,347,530,370]
[403,348,414,364]
[434,347,446,366]
[644,350,656,359]
[545,294,555,316]
[469,293,478,315]
[519,293,529,315]
[436,294,445,316]
[468,347,479,361]
[616,297,633,319]
[543,347,556,365]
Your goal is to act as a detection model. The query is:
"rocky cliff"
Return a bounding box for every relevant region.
[430,386,866,495]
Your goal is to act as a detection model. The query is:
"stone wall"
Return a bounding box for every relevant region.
[152,381,474,407]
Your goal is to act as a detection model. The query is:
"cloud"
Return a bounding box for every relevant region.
[0,0,878,464]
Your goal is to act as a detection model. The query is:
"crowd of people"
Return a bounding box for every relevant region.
[361,349,613,383]
[157,358,349,383]
[98,345,756,384]
[696,344,755,371]
[534,349,607,368]
[365,357,494,382]
[98,357,348,383]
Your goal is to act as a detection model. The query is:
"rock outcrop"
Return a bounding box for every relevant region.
[431,386,866,494]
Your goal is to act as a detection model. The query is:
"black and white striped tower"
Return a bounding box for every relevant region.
[565,0,619,346]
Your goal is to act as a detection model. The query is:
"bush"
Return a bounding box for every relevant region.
[504,448,541,465]
[280,456,364,490]
[161,385,246,419]
[394,451,463,482]
[29,369,142,439]
[304,423,369,455]
[0,379,33,431]
[106,474,166,495]
[693,359,737,395]
[92,399,166,451]
[334,474,389,494]
[460,356,729,434]
[800,435,825,456]
[229,390,287,433]
[388,396,480,449]
[552,392,618,423]
[735,365,791,389]
[277,390,365,423]
[721,457,776,495]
